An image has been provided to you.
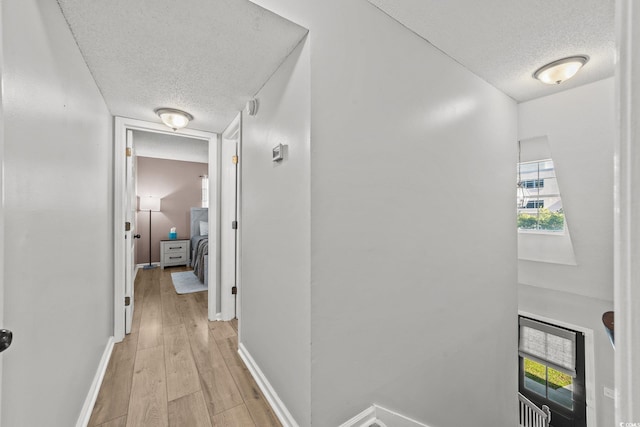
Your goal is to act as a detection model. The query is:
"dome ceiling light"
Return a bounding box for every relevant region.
[533,56,589,85]
[155,108,194,131]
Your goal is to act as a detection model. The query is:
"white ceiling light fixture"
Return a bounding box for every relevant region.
[533,56,589,85]
[155,108,194,131]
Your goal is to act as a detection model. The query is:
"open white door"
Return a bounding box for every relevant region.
[221,115,240,321]
[124,130,136,334]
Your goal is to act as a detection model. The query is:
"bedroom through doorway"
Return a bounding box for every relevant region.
[133,129,211,304]
[113,117,218,342]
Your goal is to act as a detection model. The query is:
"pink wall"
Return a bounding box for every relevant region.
[136,156,207,264]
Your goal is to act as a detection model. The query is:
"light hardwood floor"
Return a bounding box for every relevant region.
[89,267,281,427]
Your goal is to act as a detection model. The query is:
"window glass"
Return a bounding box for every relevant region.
[523,358,575,410]
[547,367,574,410]
[517,159,564,232]
[524,358,546,397]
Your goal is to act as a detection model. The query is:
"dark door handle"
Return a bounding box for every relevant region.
[0,329,13,353]
[133,234,141,239]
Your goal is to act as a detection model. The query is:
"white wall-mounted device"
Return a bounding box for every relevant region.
[272,144,284,162]
[245,98,259,117]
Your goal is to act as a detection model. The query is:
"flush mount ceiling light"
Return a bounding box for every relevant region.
[533,56,589,85]
[154,108,194,131]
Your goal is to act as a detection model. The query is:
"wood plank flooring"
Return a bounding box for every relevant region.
[89,267,281,427]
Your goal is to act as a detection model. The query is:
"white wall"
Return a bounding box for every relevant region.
[308,4,517,426]
[248,1,517,426]
[518,78,615,300]
[2,1,113,426]
[517,78,615,426]
[240,37,311,426]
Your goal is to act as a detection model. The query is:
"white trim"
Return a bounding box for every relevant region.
[236,113,243,340]
[0,3,6,423]
[375,405,431,427]
[338,405,431,427]
[114,117,217,341]
[220,114,241,321]
[337,406,377,427]
[518,310,597,427]
[238,343,298,427]
[75,337,115,427]
[208,132,220,322]
[614,0,640,421]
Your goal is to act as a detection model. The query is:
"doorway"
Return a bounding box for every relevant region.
[113,117,218,342]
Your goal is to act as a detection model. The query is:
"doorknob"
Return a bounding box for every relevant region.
[133,234,141,239]
[0,329,13,353]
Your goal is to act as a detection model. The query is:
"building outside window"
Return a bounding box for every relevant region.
[517,159,564,232]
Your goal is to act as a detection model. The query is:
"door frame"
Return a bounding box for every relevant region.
[519,310,597,427]
[124,129,136,334]
[615,0,640,420]
[0,3,5,422]
[114,117,218,342]
[220,114,240,321]
[234,113,244,339]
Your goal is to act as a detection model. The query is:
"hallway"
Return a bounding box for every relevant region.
[89,267,281,427]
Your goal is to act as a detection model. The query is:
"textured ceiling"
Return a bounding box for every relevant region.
[133,130,208,163]
[367,0,615,102]
[57,0,308,132]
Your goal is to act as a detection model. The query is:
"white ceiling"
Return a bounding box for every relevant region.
[133,130,208,163]
[57,0,614,129]
[367,0,615,102]
[57,0,308,133]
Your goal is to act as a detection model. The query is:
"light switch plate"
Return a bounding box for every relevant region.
[272,144,284,162]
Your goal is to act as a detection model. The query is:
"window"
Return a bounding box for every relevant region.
[518,317,587,427]
[522,179,544,189]
[201,175,209,208]
[525,200,544,209]
[517,159,564,232]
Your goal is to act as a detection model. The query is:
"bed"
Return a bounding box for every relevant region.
[190,207,209,285]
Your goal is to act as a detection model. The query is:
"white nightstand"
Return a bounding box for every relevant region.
[160,239,190,269]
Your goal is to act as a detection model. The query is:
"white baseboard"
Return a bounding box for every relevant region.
[238,343,298,427]
[76,336,115,427]
[339,404,432,427]
[133,264,140,281]
[375,405,431,427]
[338,405,377,427]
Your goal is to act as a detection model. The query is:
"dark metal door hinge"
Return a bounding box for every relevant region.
[125,296,131,306]
[232,286,237,295]
[125,222,131,231]
[232,221,238,229]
